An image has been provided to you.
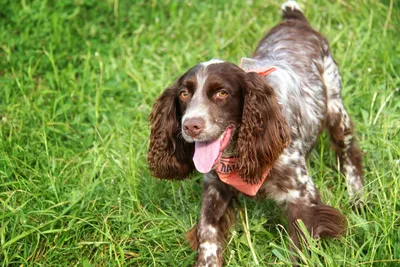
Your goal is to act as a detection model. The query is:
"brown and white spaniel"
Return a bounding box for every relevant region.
[148,1,364,265]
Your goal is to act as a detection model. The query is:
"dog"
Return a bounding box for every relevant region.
[148,1,364,265]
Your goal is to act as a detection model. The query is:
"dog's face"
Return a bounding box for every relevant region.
[179,61,244,142]
[148,59,290,181]
[177,61,245,173]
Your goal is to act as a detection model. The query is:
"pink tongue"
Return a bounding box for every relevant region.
[193,138,221,173]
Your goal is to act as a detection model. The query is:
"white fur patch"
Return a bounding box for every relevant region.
[293,140,303,150]
[196,70,208,95]
[281,150,300,165]
[343,160,363,197]
[269,186,301,204]
[182,103,208,123]
[287,189,301,200]
[207,225,217,234]
[200,242,218,258]
[298,174,309,184]
[181,69,221,142]
[344,134,353,149]
[281,0,302,12]
[201,59,224,67]
[327,98,342,114]
[343,163,356,196]
[340,112,351,132]
[323,55,342,104]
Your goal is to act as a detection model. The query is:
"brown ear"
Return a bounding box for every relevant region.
[237,72,290,184]
[147,83,195,179]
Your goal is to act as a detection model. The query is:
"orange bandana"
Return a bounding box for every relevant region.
[216,157,271,196]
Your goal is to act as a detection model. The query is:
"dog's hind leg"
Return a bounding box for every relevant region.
[323,54,364,205]
[264,153,347,263]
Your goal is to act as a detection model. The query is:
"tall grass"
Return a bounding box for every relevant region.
[0,0,399,266]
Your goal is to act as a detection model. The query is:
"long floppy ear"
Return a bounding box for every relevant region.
[237,72,290,184]
[148,83,195,179]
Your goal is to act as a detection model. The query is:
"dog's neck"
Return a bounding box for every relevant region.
[221,130,238,158]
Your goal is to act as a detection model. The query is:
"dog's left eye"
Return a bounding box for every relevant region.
[179,89,190,100]
[215,90,228,98]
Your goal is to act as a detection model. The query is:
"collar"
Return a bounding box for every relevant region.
[216,157,271,196]
[239,57,276,76]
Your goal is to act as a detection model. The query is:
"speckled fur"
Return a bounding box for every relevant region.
[148,1,364,266]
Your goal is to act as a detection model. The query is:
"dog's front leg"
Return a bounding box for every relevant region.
[190,173,235,267]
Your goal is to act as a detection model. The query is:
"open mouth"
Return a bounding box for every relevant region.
[192,126,233,173]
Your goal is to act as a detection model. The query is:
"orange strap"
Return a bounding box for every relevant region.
[257,67,277,76]
[239,57,277,76]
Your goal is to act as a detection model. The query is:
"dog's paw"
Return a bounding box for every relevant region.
[350,197,366,213]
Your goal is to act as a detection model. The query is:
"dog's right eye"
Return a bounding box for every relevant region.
[179,89,190,100]
[215,90,228,98]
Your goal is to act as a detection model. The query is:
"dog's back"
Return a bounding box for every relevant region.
[255,1,364,206]
[252,1,339,154]
[255,1,329,63]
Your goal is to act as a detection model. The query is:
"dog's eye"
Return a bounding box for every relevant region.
[215,90,228,98]
[179,89,190,100]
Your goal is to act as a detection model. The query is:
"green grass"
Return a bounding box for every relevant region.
[0,0,399,266]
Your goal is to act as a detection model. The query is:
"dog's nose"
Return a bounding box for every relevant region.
[183,117,205,138]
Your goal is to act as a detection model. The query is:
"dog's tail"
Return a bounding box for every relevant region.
[281,1,309,24]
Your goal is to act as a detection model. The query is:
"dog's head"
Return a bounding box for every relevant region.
[148,60,290,183]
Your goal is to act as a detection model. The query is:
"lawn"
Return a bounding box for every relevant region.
[0,0,399,266]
